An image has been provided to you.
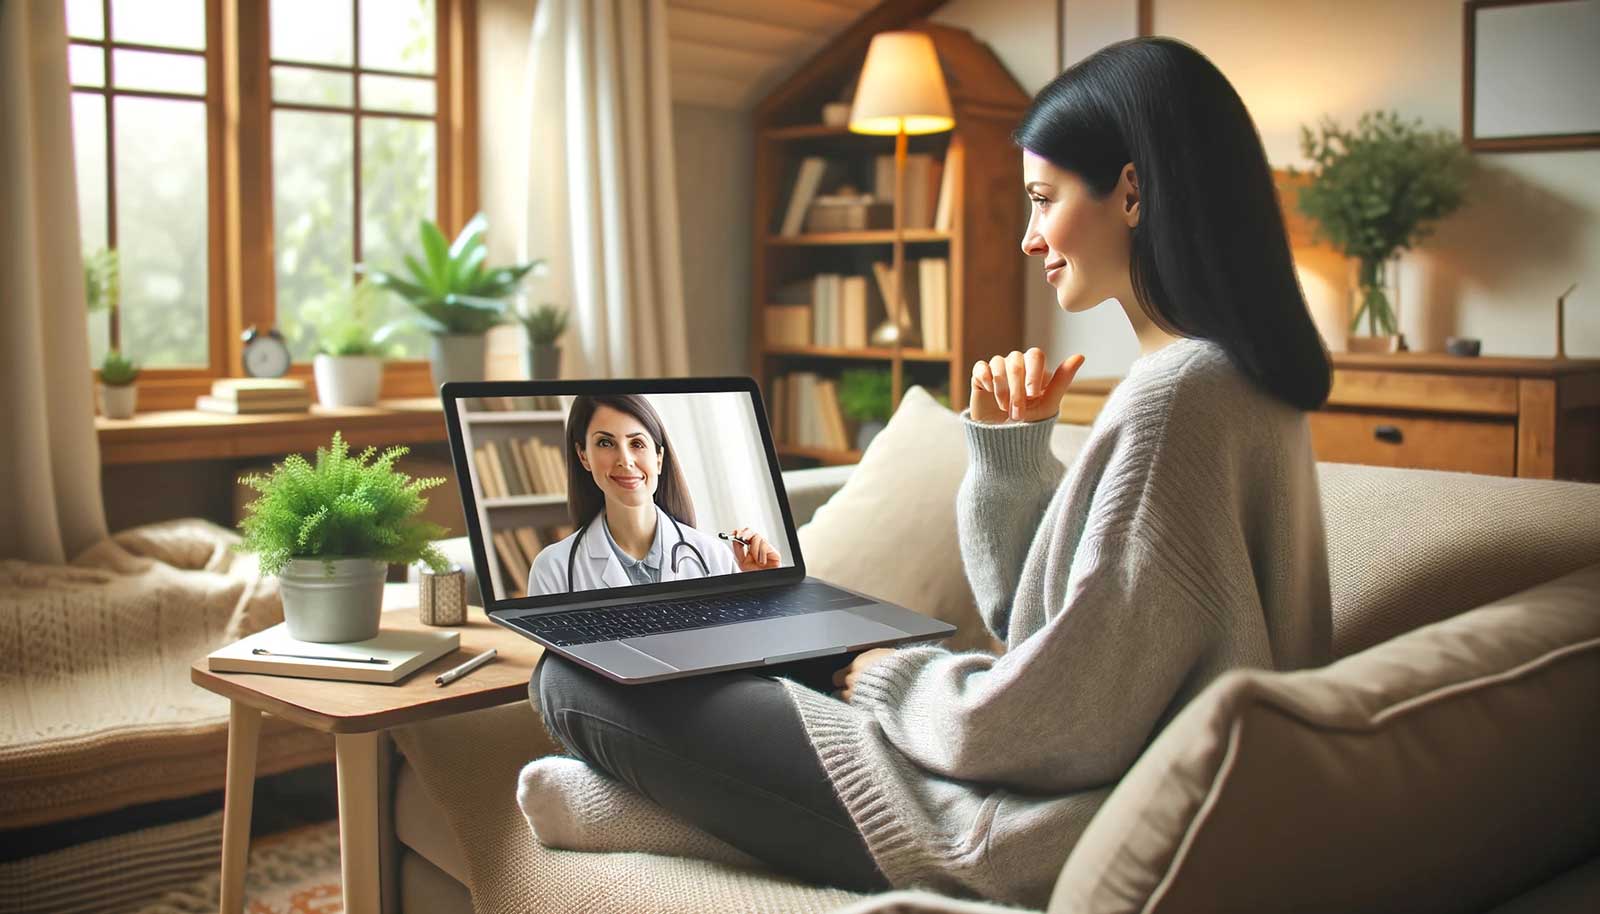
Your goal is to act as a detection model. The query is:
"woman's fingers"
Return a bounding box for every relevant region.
[1041,354,1087,402]
[989,355,1010,415]
[1024,348,1046,398]
[1005,351,1028,420]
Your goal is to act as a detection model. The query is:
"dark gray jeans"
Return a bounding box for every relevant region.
[530,652,890,893]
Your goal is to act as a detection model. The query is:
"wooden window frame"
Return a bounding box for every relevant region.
[77,0,479,412]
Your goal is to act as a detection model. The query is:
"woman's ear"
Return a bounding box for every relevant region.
[574,442,590,472]
[1121,162,1140,228]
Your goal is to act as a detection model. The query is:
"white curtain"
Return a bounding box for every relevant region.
[522,0,690,380]
[0,0,109,563]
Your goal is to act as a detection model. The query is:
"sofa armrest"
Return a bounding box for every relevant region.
[781,464,857,528]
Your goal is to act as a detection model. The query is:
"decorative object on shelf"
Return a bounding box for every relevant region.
[363,213,543,388]
[849,30,955,401]
[241,325,292,378]
[1445,336,1482,357]
[1291,110,1472,352]
[97,348,139,419]
[514,301,568,379]
[417,563,469,626]
[235,431,451,643]
[303,278,397,408]
[1556,282,1578,359]
[821,101,851,127]
[838,368,893,451]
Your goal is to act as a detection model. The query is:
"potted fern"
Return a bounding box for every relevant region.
[97,349,140,419]
[362,213,542,387]
[514,302,568,379]
[236,432,451,642]
[305,279,397,407]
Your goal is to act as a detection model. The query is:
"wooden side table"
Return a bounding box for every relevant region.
[190,585,544,914]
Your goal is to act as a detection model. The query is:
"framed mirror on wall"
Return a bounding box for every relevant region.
[1464,0,1600,152]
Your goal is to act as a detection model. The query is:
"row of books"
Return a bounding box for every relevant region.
[769,372,853,452]
[474,437,569,499]
[465,395,563,412]
[779,147,959,237]
[764,259,950,353]
[491,524,576,595]
[196,378,311,414]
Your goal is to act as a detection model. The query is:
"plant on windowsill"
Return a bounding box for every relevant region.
[1290,110,1471,353]
[514,301,568,379]
[97,349,140,419]
[235,431,451,643]
[362,213,543,387]
[303,279,399,408]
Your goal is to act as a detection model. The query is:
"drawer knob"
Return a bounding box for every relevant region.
[1374,424,1403,444]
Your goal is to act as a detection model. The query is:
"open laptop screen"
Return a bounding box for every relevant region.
[444,382,801,611]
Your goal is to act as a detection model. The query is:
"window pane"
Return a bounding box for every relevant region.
[273,65,354,107]
[274,110,354,360]
[66,0,104,40]
[111,0,204,51]
[272,0,353,66]
[113,49,206,95]
[360,116,435,359]
[73,93,110,367]
[115,97,209,368]
[359,74,434,114]
[70,44,105,86]
[360,0,435,74]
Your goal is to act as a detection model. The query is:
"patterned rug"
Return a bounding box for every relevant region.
[130,819,343,914]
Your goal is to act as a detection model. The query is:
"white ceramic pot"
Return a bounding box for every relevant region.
[277,558,387,643]
[313,354,383,407]
[98,383,137,419]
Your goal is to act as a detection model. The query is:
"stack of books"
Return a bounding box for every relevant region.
[474,437,568,499]
[196,379,312,414]
[491,524,576,595]
[770,372,852,451]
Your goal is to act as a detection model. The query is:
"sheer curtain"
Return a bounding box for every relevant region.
[522,0,690,380]
[0,0,109,563]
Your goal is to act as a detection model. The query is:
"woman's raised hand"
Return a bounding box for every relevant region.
[729,526,781,572]
[970,348,1086,425]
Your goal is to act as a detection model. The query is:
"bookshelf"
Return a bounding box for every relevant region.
[751,21,1032,467]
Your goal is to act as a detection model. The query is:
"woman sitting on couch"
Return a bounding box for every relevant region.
[522,36,1333,908]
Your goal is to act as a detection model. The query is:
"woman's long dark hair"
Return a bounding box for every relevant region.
[1013,37,1331,411]
[564,394,696,530]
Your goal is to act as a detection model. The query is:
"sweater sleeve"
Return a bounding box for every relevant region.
[847,534,1216,793]
[954,410,1066,639]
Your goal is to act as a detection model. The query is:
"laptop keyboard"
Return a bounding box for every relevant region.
[511,582,867,647]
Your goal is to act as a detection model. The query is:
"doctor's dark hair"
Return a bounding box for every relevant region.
[563,394,696,530]
[1013,37,1330,411]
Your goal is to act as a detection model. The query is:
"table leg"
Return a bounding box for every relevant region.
[335,731,381,914]
[220,701,262,914]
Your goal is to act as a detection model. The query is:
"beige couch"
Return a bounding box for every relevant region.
[386,389,1600,914]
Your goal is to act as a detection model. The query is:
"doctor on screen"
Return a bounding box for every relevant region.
[527,394,783,596]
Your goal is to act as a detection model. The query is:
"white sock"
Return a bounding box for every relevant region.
[516,756,764,870]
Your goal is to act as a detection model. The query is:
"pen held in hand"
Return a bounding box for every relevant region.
[718,531,751,546]
[435,648,497,686]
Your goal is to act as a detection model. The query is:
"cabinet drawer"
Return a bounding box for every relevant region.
[1310,410,1516,476]
[1328,370,1519,416]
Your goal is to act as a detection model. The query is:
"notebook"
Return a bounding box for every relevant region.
[208,623,459,684]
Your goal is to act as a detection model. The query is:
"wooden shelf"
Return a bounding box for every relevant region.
[765,230,950,246]
[764,344,952,362]
[482,493,566,509]
[464,410,565,423]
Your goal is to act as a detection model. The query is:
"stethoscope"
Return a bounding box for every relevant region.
[565,508,710,593]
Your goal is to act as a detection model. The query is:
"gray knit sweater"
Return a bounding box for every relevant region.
[781,337,1332,907]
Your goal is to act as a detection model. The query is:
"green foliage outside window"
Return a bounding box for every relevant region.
[84,248,119,314]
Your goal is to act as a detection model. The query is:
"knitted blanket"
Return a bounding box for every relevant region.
[0,519,332,828]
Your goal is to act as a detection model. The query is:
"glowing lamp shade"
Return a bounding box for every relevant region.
[848,31,955,136]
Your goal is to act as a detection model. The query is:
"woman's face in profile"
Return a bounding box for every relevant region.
[575,405,663,508]
[1019,150,1135,314]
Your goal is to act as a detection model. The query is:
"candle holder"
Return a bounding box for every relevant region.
[417,564,468,626]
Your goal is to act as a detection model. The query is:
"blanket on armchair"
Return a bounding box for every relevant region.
[0,519,331,828]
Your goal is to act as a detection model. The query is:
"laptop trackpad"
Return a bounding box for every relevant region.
[627,611,904,669]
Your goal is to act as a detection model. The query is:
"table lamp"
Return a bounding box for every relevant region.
[849,31,954,404]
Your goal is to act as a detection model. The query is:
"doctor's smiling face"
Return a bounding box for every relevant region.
[574,405,663,508]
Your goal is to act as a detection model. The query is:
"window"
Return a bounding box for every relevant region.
[66,0,476,402]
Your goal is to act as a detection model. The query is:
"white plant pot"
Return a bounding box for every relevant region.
[277,558,387,643]
[313,354,383,407]
[98,383,137,419]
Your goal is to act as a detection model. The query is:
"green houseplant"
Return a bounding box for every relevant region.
[363,213,542,386]
[97,349,140,419]
[1291,110,1471,349]
[514,302,568,379]
[304,279,398,408]
[839,368,893,451]
[236,431,451,642]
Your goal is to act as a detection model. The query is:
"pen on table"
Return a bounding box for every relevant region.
[252,648,388,665]
[435,648,497,687]
[718,531,751,546]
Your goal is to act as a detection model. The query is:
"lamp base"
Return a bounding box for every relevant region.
[869,318,920,348]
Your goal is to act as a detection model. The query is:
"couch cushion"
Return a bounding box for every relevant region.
[1050,562,1600,914]
[798,386,1092,653]
[1319,463,1600,657]
[396,758,471,884]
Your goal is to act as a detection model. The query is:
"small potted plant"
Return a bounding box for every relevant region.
[98,349,140,419]
[1291,110,1471,352]
[236,431,451,643]
[514,301,568,379]
[363,213,542,387]
[838,368,893,452]
[306,279,397,408]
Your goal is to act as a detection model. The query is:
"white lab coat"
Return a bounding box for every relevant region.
[527,503,740,596]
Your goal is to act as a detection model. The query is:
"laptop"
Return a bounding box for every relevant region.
[440,377,954,684]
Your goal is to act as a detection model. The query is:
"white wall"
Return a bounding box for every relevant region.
[672,104,753,377]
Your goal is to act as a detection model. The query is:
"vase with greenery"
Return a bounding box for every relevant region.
[363,213,543,387]
[236,431,451,642]
[1291,110,1471,350]
[515,301,568,379]
[97,349,140,419]
[838,368,893,451]
[304,279,398,408]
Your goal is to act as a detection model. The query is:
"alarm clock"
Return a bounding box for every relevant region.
[241,326,291,378]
